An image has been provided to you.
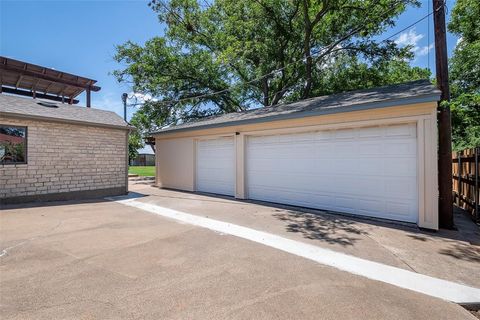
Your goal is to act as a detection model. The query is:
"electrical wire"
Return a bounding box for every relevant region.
[428,0,431,71]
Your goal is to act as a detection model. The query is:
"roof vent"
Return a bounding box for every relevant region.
[37,101,58,108]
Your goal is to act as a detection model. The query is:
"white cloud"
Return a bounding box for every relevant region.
[395,28,433,58]
[395,28,424,47]
[129,92,158,103]
[416,43,434,56]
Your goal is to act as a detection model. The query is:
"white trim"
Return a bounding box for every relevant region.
[240,115,428,137]
[417,119,425,225]
[114,198,480,304]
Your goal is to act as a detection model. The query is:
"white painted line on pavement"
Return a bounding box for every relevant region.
[114,197,480,304]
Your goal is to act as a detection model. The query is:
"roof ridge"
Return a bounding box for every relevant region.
[158,79,435,131]
[152,80,439,135]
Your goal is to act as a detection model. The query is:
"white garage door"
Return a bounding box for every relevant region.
[196,137,235,196]
[246,124,418,223]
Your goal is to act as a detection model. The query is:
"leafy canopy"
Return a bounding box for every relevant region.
[114,0,429,135]
[448,0,480,150]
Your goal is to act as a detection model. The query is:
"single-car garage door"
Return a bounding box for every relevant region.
[196,137,235,196]
[246,124,418,223]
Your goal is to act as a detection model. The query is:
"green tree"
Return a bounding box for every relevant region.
[114,0,427,131]
[128,117,144,162]
[449,94,480,150]
[448,0,480,150]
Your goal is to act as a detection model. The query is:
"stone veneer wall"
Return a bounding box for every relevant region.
[1,116,127,203]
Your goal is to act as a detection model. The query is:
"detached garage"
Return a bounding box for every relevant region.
[153,80,441,230]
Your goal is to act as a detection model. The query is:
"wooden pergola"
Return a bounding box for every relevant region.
[0,56,101,107]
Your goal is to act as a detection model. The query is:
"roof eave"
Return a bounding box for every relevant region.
[0,111,131,131]
[151,92,441,136]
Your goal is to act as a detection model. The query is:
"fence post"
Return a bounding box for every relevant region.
[475,147,479,222]
[458,151,462,207]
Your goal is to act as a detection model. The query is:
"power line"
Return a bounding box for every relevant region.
[381,11,432,42]
[381,0,446,42]
[428,0,431,71]
[132,0,444,107]
[382,14,431,41]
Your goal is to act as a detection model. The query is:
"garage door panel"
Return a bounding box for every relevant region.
[358,126,383,138]
[246,124,418,223]
[251,186,332,209]
[358,159,384,175]
[386,124,416,137]
[316,143,334,155]
[196,137,234,196]
[358,142,383,155]
[315,131,333,140]
[334,128,356,139]
[197,168,230,181]
[315,159,335,173]
[385,141,416,155]
[336,158,359,173]
[334,143,358,156]
[385,178,417,199]
[384,158,417,176]
[354,177,384,195]
[357,198,386,214]
[386,201,416,218]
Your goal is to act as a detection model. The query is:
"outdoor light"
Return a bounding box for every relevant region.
[122,93,128,121]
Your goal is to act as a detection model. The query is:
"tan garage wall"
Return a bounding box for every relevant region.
[156,137,195,191]
[154,102,439,229]
[0,116,128,203]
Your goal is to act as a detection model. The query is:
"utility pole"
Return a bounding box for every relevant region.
[122,93,128,122]
[433,0,453,229]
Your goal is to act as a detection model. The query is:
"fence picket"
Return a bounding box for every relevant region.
[452,147,479,222]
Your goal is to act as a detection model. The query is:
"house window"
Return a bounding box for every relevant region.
[0,125,27,164]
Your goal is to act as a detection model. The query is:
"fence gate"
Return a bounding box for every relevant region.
[452,147,479,222]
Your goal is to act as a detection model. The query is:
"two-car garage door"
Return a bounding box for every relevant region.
[246,124,418,223]
[196,123,418,223]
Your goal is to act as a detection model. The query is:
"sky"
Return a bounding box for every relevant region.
[0,0,459,152]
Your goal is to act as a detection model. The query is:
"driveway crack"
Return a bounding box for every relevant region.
[0,219,64,258]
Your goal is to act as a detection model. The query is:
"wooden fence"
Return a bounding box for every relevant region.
[452,147,479,222]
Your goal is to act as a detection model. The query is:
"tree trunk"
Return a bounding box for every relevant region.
[262,77,270,106]
[303,33,313,99]
[302,0,313,99]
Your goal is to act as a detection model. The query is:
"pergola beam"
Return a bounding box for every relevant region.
[15,75,23,88]
[0,63,101,92]
[1,86,79,104]
[0,56,100,106]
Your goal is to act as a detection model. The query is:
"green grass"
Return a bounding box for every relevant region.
[129,166,155,177]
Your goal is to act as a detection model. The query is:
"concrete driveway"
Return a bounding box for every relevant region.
[1,182,478,319]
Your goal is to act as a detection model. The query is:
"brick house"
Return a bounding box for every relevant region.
[0,57,130,204]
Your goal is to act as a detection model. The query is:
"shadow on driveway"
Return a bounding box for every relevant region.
[439,244,480,263]
[272,209,367,246]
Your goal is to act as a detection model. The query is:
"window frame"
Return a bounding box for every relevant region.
[0,124,28,165]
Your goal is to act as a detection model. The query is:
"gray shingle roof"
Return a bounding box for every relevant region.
[0,94,129,129]
[153,80,440,135]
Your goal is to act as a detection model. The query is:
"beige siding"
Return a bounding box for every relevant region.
[154,103,436,140]
[0,116,127,200]
[153,102,439,229]
[156,137,195,191]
